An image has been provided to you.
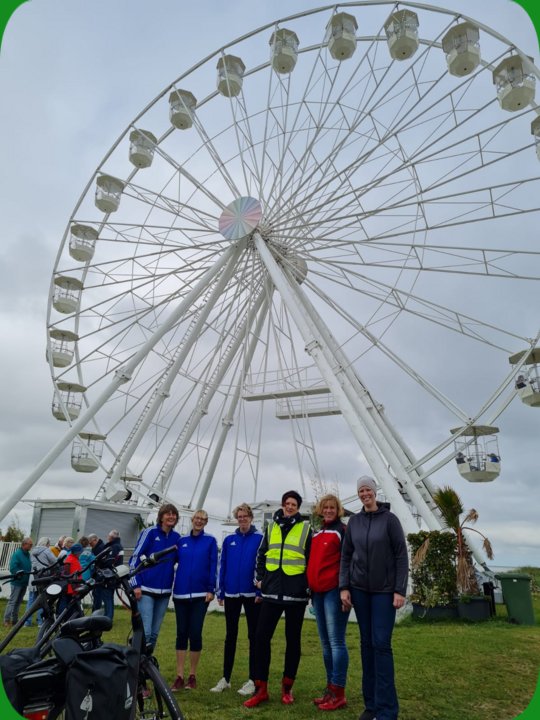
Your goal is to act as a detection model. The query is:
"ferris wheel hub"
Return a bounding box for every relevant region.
[219,196,262,241]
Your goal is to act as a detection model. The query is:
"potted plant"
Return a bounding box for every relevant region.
[432,486,494,621]
[408,530,458,619]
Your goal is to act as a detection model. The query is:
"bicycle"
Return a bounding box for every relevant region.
[0,545,183,720]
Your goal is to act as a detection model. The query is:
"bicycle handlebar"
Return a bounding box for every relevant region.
[139,544,177,567]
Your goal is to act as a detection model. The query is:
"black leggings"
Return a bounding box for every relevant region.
[174,597,209,651]
[223,596,261,681]
[253,601,306,682]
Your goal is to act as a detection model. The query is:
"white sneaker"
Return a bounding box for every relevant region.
[210,677,231,693]
[237,679,256,696]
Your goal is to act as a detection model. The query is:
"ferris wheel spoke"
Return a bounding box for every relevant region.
[304,278,471,422]
[329,241,540,280]
[185,117,244,200]
[118,180,220,229]
[272,47,517,233]
[309,260,529,349]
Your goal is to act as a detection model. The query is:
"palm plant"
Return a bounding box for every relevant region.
[433,486,494,596]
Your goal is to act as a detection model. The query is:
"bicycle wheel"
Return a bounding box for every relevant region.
[137,657,184,720]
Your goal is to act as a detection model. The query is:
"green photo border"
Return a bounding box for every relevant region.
[0,1,28,55]
[0,0,538,717]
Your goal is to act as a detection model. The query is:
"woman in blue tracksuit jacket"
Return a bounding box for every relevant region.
[129,503,181,649]
[210,503,262,696]
[171,509,218,691]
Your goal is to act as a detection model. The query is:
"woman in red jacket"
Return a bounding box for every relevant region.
[307,494,350,711]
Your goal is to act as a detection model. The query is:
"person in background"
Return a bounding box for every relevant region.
[50,535,66,558]
[107,529,124,565]
[130,504,181,657]
[3,537,33,626]
[58,542,84,615]
[171,509,217,692]
[340,476,408,720]
[25,537,56,627]
[88,534,106,611]
[210,503,262,696]
[58,536,74,560]
[243,490,312,708]
[78,536,94,582]
[100,529,124,619]
[307,494,350,711]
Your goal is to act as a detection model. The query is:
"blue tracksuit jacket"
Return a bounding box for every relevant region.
[173,531,218,599]
[129,525,181,595]
[217,525,262,600]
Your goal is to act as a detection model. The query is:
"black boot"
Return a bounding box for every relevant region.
[358,710,376,720]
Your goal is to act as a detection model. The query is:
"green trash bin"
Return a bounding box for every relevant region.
[495,572,536,625]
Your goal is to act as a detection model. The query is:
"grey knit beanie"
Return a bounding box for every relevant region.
[357,475,378,493]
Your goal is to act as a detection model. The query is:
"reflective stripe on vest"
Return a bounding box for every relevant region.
[265,521,309,575]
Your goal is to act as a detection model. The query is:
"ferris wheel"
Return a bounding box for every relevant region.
[3,2,540,540]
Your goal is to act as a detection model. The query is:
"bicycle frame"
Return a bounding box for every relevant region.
[1,545,179,720]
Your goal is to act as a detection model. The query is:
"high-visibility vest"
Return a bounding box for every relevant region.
[265,521,310,576]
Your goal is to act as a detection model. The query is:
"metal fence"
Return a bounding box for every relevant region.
[0,542,22,572]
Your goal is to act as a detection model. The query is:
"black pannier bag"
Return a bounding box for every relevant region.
[0,646,41,712]
[65,643,138,720]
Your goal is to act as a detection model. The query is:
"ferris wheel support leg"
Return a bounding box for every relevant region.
[275,246,441,530]
[195,289,272,509]
[254,234,419,536]
[0,244,240,525]
[310,314,441,529]
[155,284,269,500]
[105,242,246,498]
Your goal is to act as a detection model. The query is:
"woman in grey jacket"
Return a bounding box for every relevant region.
[340,476,408,720]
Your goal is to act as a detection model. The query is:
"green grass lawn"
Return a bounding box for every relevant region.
[2,590,539,720]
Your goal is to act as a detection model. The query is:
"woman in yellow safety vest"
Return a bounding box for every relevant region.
[243,490,312,708]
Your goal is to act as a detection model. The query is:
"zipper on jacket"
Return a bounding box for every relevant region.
[366,513,372,592]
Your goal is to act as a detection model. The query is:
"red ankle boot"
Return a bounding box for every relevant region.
[243,681,269,708]
[313,686,332,705]
[281,676,295,705]
[319,684,347,711]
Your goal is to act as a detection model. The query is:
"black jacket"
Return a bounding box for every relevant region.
[256,509,312,604]
[339,503,408,596]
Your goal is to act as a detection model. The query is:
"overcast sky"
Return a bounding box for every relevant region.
[1,0,539,567]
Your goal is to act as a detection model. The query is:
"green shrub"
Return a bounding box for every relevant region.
[408,530,457,607]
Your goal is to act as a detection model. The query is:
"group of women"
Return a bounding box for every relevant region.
[130,476,408,720]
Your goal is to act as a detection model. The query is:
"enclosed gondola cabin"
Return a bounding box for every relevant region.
[95,174,125,213]
[52,381,86,421]
[451,425,501,482]
[71,432,106,473]
[509,348,540,407]
[129,129,157,168]
[493,55,536,111]
[69,224,98,263]
[217,55,246,97]
[325,13,358,61]
[385,9,419,61]
[47,329,78,368]
[441,22,480,77]
[169,89,197,129]
[269,28,299,74]
[52,276,83,315]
